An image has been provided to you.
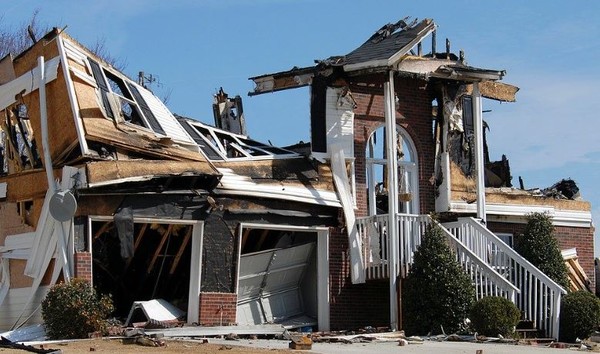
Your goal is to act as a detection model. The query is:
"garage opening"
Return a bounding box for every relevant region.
[236,227,321,330]
[91,221,193,320]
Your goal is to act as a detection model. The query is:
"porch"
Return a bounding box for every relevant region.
[356,214,566,339]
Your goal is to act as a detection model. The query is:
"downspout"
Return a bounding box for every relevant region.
[384,70,399,330]
[472,82,486,223]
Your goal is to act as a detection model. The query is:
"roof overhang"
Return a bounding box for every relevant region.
[248,66,323,96]
[342,19,436,72]
[430,64,506,82]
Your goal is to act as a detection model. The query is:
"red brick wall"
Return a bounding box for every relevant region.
[328,225,390,330]
[74,252,92,282]
[487,221,595,290]
[198,292,237,326]
[351,76,436,217]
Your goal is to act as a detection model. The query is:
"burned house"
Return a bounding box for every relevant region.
[0,17,594,340]
[248,18,594,338]
[0,29,338,331]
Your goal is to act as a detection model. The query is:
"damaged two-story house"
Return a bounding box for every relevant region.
[247,18,594,338]
[0,18,594,340]
[0,29,340,332]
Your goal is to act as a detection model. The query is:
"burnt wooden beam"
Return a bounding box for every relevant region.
[147,224,174,274]
[169,226,193,275]
[93,221,113,241]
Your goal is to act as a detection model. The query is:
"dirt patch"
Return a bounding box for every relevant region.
[0,338,294,353]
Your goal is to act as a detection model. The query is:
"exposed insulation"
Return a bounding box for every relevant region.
[85,160,218,185]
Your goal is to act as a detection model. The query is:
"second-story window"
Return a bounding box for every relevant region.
[88,58,165,135]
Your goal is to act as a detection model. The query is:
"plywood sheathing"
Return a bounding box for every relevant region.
[85,160,218,185]
[9,31,79,166]
[450,162,591,211]
[0,169,63,201]
[82,116,209,161]
[75,195,124,217]
[9,259,54,289]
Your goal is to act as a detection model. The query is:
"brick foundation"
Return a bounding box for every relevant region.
[198,292,237,326]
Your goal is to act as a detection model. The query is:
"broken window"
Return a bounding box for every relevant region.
[16,200,34,226]
[88,58,166,135]
[180,120,298,161]
[0,103,42,175]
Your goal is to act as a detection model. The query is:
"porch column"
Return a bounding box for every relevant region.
[472,82,486,223]
[384,70,399,330]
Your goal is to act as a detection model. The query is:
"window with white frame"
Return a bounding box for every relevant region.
[365,125,418,215]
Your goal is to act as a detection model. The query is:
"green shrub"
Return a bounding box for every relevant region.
[515,212,569,290]
[42,278,114,339]
[559,290,600,342]
[469,296,520,337]
[403,223,475,335]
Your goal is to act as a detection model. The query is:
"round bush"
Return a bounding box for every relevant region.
[42,278,114,339]
[470,296,520,337]
[559,290,600,343]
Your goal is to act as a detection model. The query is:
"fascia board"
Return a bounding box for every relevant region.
[450,201,593,228]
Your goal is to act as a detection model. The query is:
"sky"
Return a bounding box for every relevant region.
[4,1,600,255]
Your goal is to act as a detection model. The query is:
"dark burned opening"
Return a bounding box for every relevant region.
[237,227,318,329]
[92,221,192,319]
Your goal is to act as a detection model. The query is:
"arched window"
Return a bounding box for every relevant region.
[365,125,419,215]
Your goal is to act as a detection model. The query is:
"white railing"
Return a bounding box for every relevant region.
[357,214,518,304]
[443,217,567,339]
[357,214,429,280]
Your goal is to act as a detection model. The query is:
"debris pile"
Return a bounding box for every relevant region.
[540,178,581,200]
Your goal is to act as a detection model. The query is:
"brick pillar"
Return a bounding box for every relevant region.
[74,252,92,282]
[198,292,237,326]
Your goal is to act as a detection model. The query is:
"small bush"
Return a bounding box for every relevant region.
[403,223,475,335]
[469,296,520,337]
[42,278,114,339]
[559,290,600,343]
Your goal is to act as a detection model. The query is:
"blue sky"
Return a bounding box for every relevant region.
[4,1,600,255]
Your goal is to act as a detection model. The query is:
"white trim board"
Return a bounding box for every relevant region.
[450,201,593,228]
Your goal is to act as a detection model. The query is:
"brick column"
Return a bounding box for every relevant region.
[74,252,92,282]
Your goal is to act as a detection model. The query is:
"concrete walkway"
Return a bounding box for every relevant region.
[209,338,569,353]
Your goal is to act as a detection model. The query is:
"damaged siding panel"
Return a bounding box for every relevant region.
[131,82,195,145]
[0,286,49,330]
[0,57,60,111]
[216,168,341,207]
[323,87,354,158]
[126,82,165,135]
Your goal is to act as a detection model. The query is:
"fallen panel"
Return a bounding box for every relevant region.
[125,299,185,327]
[0,323,46,342]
